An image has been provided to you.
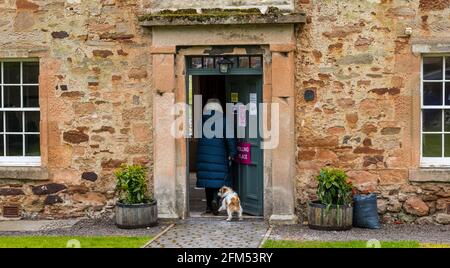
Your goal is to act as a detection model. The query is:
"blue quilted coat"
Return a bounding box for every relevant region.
[196,111,237,189]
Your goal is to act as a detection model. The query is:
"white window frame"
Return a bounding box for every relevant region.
[420,55,450,167]
[0,59,40,167]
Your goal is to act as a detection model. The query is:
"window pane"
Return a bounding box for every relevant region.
[445,110,450,132]
[204,57,214,69]
[25,134,40,156]
[23,86,39,107]
[4,86,21,107]
[423,109,442,132]
[239,57,250,68]
[22,62,39,84]
[0,112,3,132]
[191,57,202,69]
[446,57,450,80]
[3,62,20,84]
[25,111,39,132]
[445,83,450,105]
[0,135,3,156]
[423,134,442,157]
[445,135,450,157]
[6,112,23,132]
[423,57,443,80]
[6,134,22,156]
[250,56,262,68]
[423,82,442,105]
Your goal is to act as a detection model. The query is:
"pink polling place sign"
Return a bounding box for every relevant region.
[237,142,251,165]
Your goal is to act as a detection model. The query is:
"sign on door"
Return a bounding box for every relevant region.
[237,142,251,165]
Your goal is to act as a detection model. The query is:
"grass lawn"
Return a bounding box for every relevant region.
[262,240,423,248]
[0,236,152,248]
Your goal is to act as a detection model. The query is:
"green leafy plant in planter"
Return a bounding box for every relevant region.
[308,168,354,231]
[115,164,153,204]
[316,168,353,210]
[114,164,157,229]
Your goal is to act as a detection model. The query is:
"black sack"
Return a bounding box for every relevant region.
[353,193,381,229]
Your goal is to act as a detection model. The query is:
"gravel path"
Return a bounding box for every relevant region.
[269,224,450,244]
[0,216,171,237]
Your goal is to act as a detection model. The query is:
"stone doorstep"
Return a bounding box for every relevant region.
[189,211,264,219]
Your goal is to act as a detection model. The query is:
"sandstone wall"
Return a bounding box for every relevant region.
[0,0,448,224]
[294,0,450,224]
[0,0,153,219]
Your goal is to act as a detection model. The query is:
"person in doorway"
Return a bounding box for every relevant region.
[196,98,237,215]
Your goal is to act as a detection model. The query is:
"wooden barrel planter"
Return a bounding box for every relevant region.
[115,201,158,229]
[308,201,353,231]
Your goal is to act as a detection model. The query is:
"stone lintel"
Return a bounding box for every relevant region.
[140,12,306,27]
[409,169,450,183]
[411,40,450,54]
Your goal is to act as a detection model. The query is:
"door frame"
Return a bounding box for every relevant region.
[150,24,298,224]
[185,58,264,217]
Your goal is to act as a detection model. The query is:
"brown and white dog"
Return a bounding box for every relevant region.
[218,186,243,221]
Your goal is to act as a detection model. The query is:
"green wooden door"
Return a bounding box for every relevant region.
[226,75,263,216]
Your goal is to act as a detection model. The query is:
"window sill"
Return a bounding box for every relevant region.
[0,157,41,167]
[409,168,450,183]
[0,166,48,181]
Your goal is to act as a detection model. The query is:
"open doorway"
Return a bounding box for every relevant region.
[188,75,226,215]
[187,71,264,217]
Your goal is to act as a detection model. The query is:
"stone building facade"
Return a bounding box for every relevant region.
[0,0,449,225]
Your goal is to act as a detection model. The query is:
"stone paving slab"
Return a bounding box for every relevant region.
[0,219,78,232]
[147,218,268,248]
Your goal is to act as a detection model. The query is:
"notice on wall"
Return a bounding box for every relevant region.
[238,104,247,127]
[249,93,257,116]
[231,92,239,103]
[237,142,252,165]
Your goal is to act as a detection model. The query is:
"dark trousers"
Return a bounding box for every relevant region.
[205,188,219,209]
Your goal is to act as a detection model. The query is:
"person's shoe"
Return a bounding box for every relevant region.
[205,206,212,214]
[211,200,219,215]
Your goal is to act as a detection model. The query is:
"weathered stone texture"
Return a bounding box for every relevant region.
[295,0,450,224]
[32,183,67,195]
[81,172,98,182]
[419,0,450,11]
[1,0,449,223]
[0,0,153,219]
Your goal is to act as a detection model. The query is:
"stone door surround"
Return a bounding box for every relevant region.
[149,24,298,224]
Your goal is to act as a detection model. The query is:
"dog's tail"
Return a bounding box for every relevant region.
[229,196,241,211]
